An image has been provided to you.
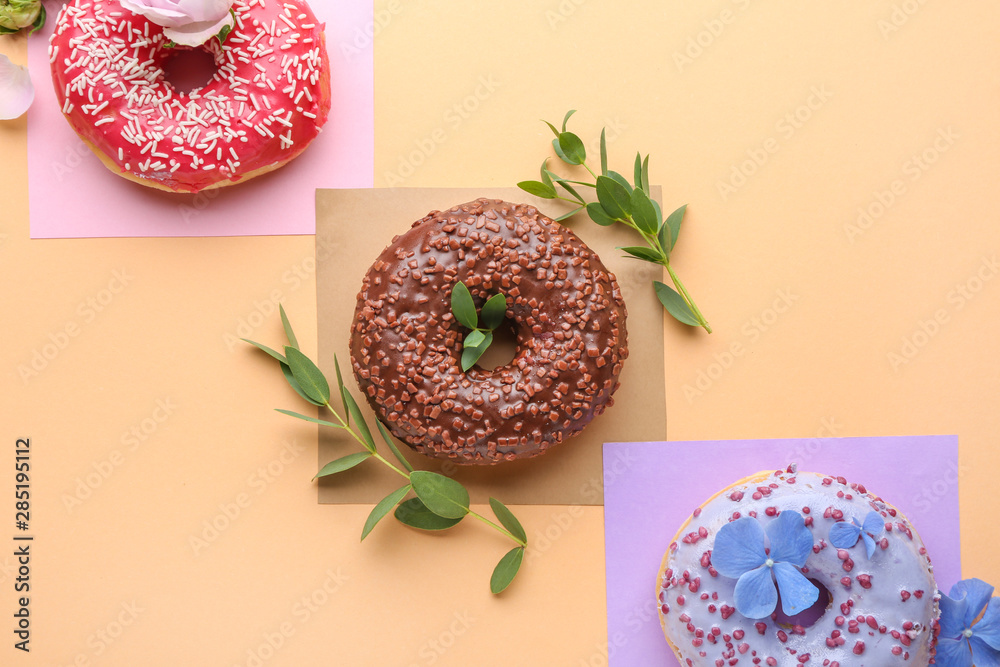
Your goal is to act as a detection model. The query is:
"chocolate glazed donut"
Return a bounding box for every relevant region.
[350,198,629,464]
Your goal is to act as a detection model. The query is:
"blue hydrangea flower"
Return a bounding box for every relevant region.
[936,578,1000,667]
[711,511,818,619]
[828,510,885,559]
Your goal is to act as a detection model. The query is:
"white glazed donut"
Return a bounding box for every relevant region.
[657,466,940,666]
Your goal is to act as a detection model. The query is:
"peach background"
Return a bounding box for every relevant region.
[2,1,999,665]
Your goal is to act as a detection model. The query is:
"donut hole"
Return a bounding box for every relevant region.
[162,47,218,95]
[773,578,832,629]
[474,320,518,371]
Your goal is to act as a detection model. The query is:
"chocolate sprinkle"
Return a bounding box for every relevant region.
[350,199,629,464]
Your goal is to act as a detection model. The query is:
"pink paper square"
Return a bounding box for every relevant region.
[26,0,373,238]
[603,436,961,665]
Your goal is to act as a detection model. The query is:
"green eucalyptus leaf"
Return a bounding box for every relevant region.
[539,159,553,188]
[630,188,659,235]
[517,180,557,199]
[634,153,643,193]
[409,471,470,519]
[585,202,616,227]
[480,293,507,331]
[596,176,631,220]
[543,120,560,137]
[242,338,286,363]
[340,389,376,454]
[280,363,324,406]
[314,451,371,480]
[451,281,478,329]
[490,547,525,594]
[552,136,572,164]
[561,109,576,132]
[600,127,608,176]
[333,355,349,424]
[394,498,463,531]
[557,132,586,165]
[665,204,687,251]
[465,329,487,348]
[361,484,411,541]
[656,220,670,261]
[284,347,330,404]
[555,179,585,204]
[279,304,298,349]
[275,408,343,429]
[606,170,633,195]
[489,498,527,544]
[652,199,663,228]
[654,281,700,326]
[641,154,650,195]
[461,331,493,372]
[620,246,664,263]
[376,420,413,472]
[555,206,585,222]
[546,174,595,188]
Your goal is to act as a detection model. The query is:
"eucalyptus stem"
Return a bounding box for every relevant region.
[518,110,712,333]
[245,305,529,594]
[325,400,525,548]
[322,400,410,480]
[469,510,528,548]
[664,262,712,333]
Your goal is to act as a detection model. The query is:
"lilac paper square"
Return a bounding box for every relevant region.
[603,436,961,665]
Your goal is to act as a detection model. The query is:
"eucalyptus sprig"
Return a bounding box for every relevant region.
[518,110,712,333]
[451,281,507,371]
[244,306,528,594]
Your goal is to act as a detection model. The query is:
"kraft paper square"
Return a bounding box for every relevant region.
[315,186,667,505]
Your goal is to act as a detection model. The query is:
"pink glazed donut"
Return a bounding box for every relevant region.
[657,466,940,666]
[48,0,331,193]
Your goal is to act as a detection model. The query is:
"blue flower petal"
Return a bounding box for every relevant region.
[829,521,861,550]
[733,565,778,619]
[936,637,974,667]
[861,532,877,559]
[712,517,767,579]
[940,591,972,639]
[862,510,884,537]
[773,561,820,616]
[952,578,995,627]
[974,598,1000,651]
[970,635,1000,667]
[765,511,814,566]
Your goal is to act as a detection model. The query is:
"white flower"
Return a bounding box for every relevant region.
[118,0,234,47]
[0,54,34,120]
